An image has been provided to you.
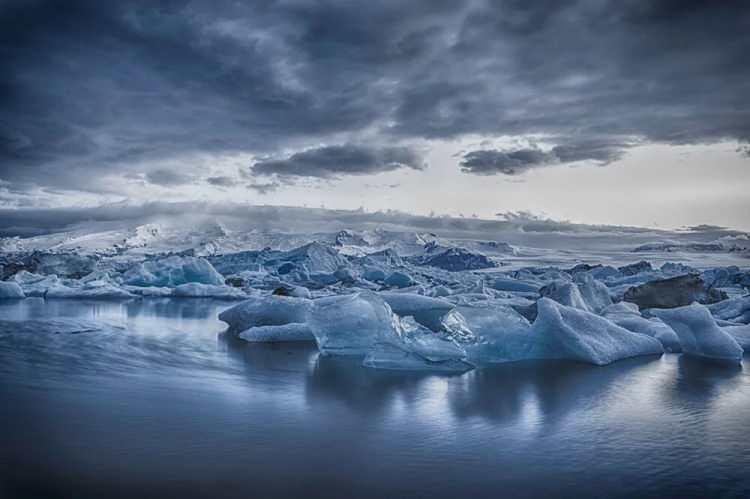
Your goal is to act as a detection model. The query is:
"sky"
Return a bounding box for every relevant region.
[1,0,749,231]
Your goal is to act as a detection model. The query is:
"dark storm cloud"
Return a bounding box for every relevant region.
[1,0,749,195]
[461,140,628,175]
[252,144,424,179]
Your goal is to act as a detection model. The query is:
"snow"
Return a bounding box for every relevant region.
[651,303,744,364]
[0,281,25,299]
[123,256,225,287]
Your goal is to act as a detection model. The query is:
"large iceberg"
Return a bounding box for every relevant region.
[308,291,401,356]
[528,298,664,365]
[123,256,225,287]
[461,305,533,364]
[363,317,474,372]
[651,303,744,364]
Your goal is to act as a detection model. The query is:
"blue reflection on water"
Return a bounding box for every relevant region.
[0,298,748,499]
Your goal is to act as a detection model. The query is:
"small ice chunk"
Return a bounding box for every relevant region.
[0,281,25,299]
[651,303,743,364]
[238,323,314,342]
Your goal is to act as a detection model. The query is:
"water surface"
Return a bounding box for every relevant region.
[1,298,749,499]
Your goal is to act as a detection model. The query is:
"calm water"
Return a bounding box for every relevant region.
[1,298,749,499]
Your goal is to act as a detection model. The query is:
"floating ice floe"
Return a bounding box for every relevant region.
[308,291,401,356]
[0,281,25,299]
[238,323,314,342]
[45,280,136,299]
[363,317,473,372]
[529,298,664,365]
[651,303,743,364]
[219,295,313,337]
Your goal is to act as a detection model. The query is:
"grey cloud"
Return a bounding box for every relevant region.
[145,169,192,186]
[246,182,280,195]
[461,140,628,175]
[252,145,424,179]
[206,176,237,188]
[0,0,749,196]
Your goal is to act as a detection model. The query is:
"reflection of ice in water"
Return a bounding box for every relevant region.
[1,299,749,499]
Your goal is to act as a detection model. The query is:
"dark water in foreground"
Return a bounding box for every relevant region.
[1,298,749,499]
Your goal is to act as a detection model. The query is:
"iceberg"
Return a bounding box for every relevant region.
[363,316,473,372]
[378,292,455,331]
[384,271,415,288]
[651,303,743,364]
[487,276,539,293]
[539,280,591,311]
[308,291,401,356]
[219,296,313,336]
[0,281,25,299]
[45,281,135,299]
[529,298,664,365]
[573,273,613,313]
[172,283,247,299]
[123,256,225,287]
[461,305,533,364]
[722,324,750,350]
[238,323,315,342]
[708,295,750,324]
[602,302,681,352]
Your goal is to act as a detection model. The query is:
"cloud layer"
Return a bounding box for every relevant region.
[1,0,748,195]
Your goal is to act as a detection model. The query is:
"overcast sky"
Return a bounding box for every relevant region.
[1,0,749,230]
